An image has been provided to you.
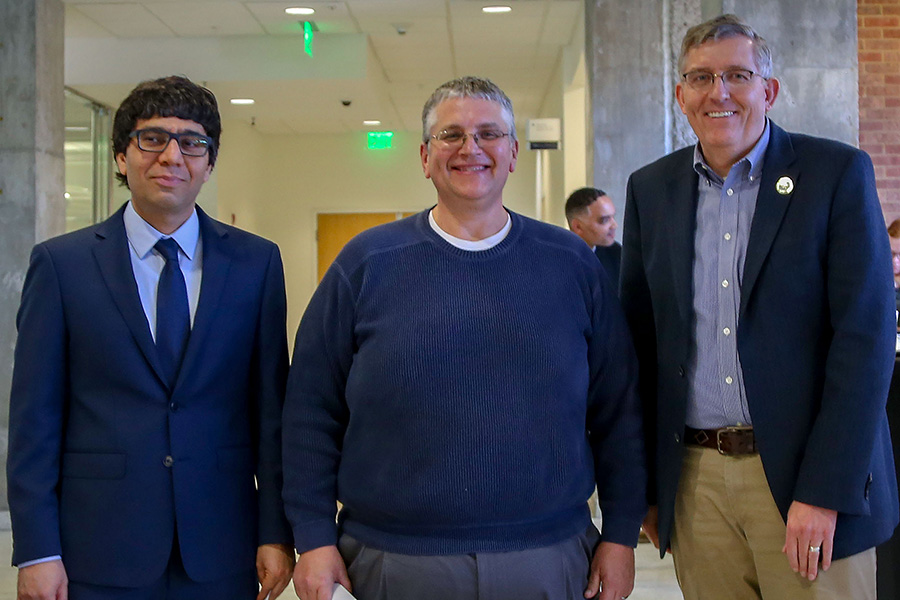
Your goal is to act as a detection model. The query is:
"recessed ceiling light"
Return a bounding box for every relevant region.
[482,6,512,13]
[230,98,255,105]
[363,120,382,126]
[285,7,315,16]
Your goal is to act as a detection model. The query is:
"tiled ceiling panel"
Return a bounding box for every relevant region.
[64,4,115,37]
[144,2,265,36]
[73,3,174,37]
[244,2,356,35]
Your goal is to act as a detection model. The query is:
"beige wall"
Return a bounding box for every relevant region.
[215,121,540,336]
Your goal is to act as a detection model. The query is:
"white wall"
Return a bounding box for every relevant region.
[538,20,590,231]
[216,121,539,335]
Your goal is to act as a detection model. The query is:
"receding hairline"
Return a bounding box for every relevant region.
[421,76,517,143]
[677,15,773,78]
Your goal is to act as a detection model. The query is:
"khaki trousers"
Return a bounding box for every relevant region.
[671,445,876,600]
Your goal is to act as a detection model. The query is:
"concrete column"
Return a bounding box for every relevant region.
[586,0,859,218]
[0,0,66,514]
[726,0,859,146]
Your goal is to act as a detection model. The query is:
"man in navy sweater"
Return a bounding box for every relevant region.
[283,76,646,600]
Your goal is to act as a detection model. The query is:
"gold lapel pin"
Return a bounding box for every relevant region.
[775,176,794,195]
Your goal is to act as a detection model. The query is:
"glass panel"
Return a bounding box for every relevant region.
[64,88,112,231]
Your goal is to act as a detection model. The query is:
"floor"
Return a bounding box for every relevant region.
[0,529,683,599]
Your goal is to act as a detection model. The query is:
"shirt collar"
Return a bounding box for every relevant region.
[692,119,771,183]
[428,209,511,251]
[123,201,200,260]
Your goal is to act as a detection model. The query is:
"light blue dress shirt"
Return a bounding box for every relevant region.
[123,201,203,337]
[686,122,771,429]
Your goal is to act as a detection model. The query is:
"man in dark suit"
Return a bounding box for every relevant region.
[565,187,621,292]
[621,14,898,600]
[8,76,294,600]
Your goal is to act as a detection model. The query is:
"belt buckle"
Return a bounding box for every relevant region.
[716,426,754,455]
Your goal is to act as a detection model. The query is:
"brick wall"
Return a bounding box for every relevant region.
[859,0,900,223]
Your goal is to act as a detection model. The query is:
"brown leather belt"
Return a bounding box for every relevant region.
[685,426,757,456]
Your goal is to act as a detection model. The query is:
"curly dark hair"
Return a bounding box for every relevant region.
[112,75,221,187]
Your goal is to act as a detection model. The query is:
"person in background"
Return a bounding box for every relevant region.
[283,76,646,600]
[621,14,898,600]
[8,75,294,600]
[888,218,900,314]
[566,187,621,292]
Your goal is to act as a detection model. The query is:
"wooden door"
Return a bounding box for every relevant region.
[317,212,416,282]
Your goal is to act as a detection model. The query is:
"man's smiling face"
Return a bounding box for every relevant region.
[420,97,518,208]
[675,35,779,174]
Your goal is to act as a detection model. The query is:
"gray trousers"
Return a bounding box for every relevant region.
[338,524,601,600]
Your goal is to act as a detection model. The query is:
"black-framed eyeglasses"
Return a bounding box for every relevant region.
[681,68,766,91]
[430,128,510,148]
[129,128,213,157]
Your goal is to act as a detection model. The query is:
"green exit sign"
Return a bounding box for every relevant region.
[303,22,314,57]
[367,131,394,149]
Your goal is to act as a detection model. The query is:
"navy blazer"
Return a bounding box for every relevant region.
[7,205,292,587]
[621,122,899,560]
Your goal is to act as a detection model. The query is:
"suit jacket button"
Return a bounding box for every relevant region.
[678,366,685,377]
[169,402,177,412]
[674,433,681,443]
[163,455,174,468]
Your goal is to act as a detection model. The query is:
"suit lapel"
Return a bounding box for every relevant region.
[740,123,798,319]
[175,208,232,388]
[666,152,700,325]
[92,207,169,385]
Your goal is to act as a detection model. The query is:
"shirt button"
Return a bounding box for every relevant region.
[722,280,729,288]
[749,175,755,182]
[727,188,734,196]
[723,327,731,336]
[724,233,732,241]
[163,456,174,467]
[725,376,734,385]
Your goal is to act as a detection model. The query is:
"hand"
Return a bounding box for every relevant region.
[584,541,634,600]
[782,500,837,581]
[17,560,68,600]
[256,543,295,600]
[641,506,667,552]
[293,545,351,600]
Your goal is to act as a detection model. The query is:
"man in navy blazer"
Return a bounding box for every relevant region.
[8,76,294,599]
[621,14,898,600]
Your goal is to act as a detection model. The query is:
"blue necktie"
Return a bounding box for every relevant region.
[155,238,190,388]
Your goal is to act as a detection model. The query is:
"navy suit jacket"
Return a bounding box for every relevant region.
[7,205,292,587]
[621,122,899,559]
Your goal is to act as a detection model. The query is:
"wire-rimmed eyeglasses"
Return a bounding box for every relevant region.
[129,128,213,157]
[681,68,767,92]
[430,128,511,149]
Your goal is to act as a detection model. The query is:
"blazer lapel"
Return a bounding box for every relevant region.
[666,153,700,325]
[741,123,798,319]
[175,208,232,387]
[92,207,169,385]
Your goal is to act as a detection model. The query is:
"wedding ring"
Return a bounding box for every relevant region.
[809,544,821,553]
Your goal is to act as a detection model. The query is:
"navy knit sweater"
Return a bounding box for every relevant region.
[284,209,646,556]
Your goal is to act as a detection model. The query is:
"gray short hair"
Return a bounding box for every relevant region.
[421,76,517,144]
[678,14,773,79]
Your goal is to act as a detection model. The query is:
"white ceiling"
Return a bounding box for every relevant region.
[63,0,583,135]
